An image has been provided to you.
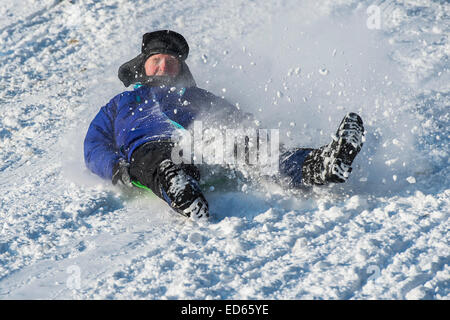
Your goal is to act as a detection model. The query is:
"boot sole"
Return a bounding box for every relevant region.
[325,113,364,183]
[159,160,209,218]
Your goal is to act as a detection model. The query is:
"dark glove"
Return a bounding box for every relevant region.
[112,159,133,188]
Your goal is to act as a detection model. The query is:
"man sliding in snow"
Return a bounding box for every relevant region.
[84,30,365,219]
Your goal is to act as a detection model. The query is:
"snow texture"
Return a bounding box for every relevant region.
[0,0,448,299]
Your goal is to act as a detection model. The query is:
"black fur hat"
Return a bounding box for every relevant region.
[141,30,189,60]
[118,30,196,87]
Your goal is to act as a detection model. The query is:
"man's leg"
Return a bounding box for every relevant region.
[279,148,314,188]
[280,112,365,187]
[129,141,209,219]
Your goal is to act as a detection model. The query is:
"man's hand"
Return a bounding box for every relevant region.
[112,159,133,188]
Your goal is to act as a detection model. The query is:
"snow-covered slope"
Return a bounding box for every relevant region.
[0,0,448,299]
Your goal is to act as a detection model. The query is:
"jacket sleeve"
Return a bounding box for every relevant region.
[84,96,122,180]
[202,90,255,128]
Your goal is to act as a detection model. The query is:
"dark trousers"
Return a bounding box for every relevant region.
[129,140,317,199]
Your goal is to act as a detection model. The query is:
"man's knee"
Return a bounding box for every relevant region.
[129,140,201,192]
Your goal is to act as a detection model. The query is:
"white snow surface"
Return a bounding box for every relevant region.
[0,0,448,299]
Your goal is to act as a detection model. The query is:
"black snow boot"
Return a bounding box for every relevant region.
[302,112,365,185]
[129,141,209,219]
[158,159,209,219]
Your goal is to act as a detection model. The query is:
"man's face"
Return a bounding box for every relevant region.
[144,53,181,77]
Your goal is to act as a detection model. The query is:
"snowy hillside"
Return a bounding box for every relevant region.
[0,0,448,299]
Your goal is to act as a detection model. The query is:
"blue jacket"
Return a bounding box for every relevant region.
[84,85,245,180]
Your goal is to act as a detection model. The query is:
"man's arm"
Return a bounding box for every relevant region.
[83,96,122,180]
[201,89,255,128]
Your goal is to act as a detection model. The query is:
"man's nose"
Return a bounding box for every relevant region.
[159,59,168,71]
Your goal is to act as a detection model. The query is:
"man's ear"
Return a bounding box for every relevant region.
[176,61,197,88]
